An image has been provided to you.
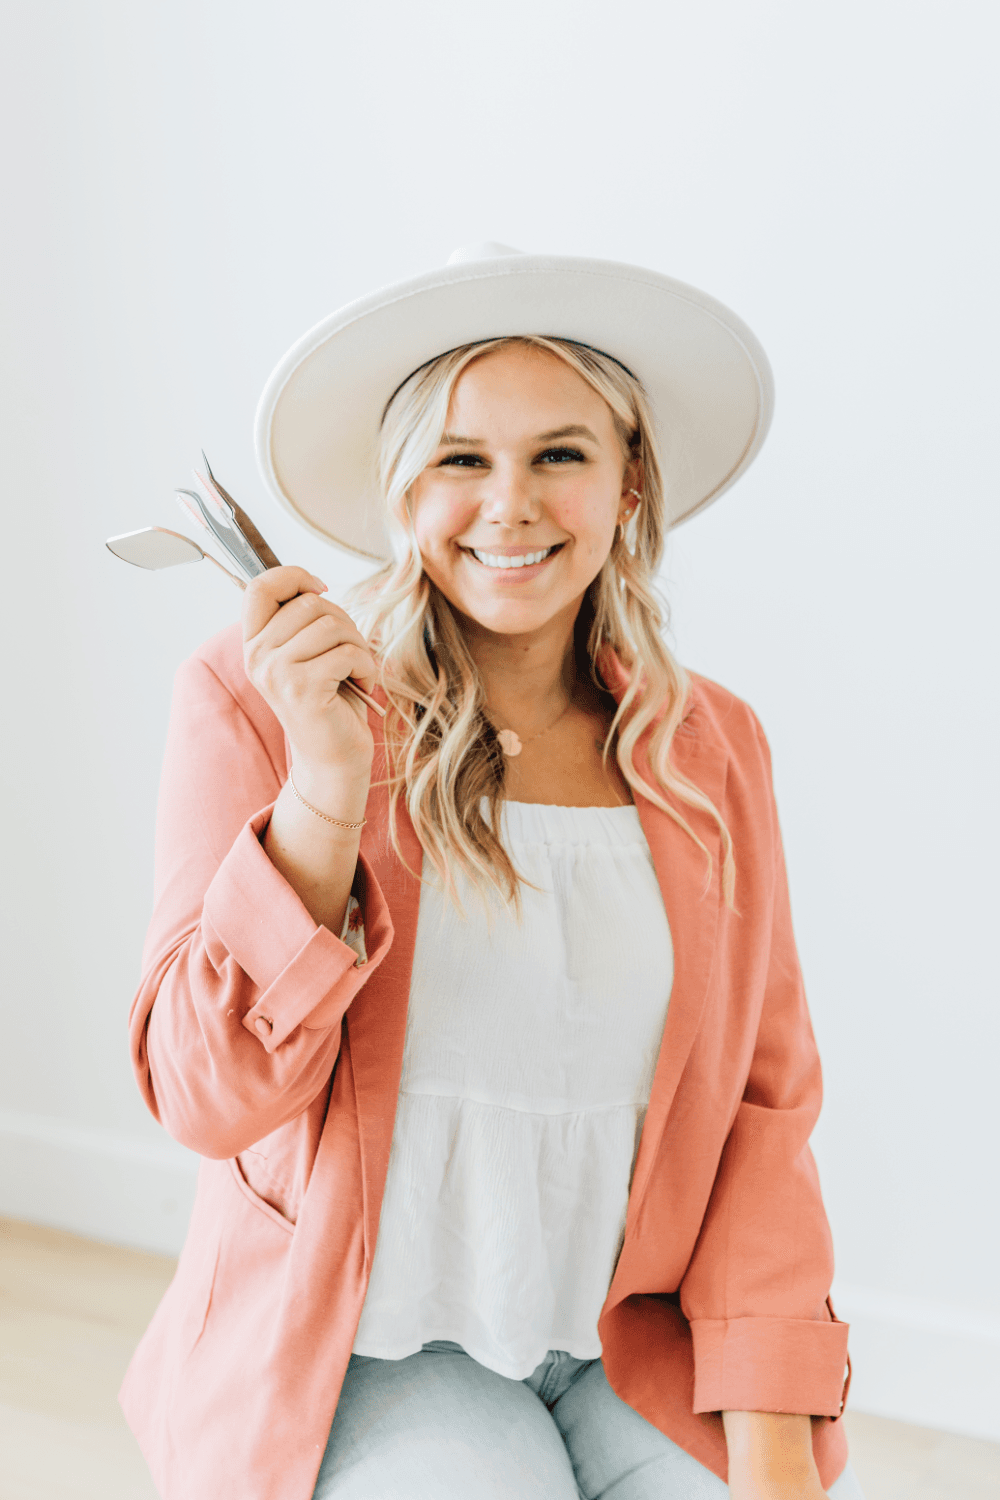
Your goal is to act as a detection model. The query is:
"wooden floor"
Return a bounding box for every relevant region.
[1,1217,998,1500]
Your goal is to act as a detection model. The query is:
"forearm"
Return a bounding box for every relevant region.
[263,760,370,933]
[722,1410,826,1499]
[135,808,386,1157]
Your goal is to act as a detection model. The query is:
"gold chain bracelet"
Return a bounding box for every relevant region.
[287,771,367,830]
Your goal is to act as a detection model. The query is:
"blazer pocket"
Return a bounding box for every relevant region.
[228,1154,296,1234]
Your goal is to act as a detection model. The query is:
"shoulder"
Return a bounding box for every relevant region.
[175,620,284,748]
[186,618,249,693]
[683,671,768,751]
[657,674,783,880]
[602,643,770,775]
[675,670,775,797]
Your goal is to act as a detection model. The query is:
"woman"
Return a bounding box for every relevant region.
[121,245,865,1499]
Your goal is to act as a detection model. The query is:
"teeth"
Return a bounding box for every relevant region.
[471,546,554,569]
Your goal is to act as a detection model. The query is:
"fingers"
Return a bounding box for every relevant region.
[275,630,377,695]
[244,570,371,663]
[256,590,369,657]
[242,567,379,708]
[242,566,329,644]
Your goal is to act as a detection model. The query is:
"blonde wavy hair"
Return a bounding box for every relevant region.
[345,335,735,917]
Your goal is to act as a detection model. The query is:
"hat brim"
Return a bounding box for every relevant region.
[254,253,775,562]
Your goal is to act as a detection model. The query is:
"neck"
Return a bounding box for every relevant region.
[458,598,584,730]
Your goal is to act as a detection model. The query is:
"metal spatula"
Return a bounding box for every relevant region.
[105,526,246,587]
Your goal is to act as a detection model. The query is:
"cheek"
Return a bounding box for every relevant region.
[413,488,473,561]
[554,491,616,560]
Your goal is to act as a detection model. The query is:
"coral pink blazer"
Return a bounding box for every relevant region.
[120,621,852,1500]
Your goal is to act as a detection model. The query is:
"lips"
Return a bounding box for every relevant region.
[461,542,565,573]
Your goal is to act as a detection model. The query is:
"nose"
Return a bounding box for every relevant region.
[478,461,541,528]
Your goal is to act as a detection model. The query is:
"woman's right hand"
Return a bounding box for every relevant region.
[243,566,378,788]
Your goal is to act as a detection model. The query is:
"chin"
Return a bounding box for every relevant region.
[468,608,560,636]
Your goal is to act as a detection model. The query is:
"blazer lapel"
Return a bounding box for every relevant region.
[599,662,728,1306]
[340,718,424,1269]
[625,713,725,1206]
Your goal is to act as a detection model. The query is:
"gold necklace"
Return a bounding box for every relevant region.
[487,697,573,757]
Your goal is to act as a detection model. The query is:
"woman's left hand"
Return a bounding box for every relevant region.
[722,1410,829,1500]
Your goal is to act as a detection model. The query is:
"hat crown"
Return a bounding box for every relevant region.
[446,241,523,266]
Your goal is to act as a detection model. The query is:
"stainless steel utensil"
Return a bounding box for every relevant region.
[172,452,283,582]
[105,526,246,587]
[174,486,265,581]
[199,452,282,569]
[106,473,386,719]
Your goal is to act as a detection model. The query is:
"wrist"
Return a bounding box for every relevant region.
[723,1411,822,1497]
[287,758,370,824]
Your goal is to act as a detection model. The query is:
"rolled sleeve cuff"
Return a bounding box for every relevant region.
[202,806,393,1052]
[690,1315,850,1417]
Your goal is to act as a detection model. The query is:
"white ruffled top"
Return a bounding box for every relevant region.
[350,798,674,1378]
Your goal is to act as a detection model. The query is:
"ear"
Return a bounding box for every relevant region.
[619,457,644,522]
[623,449,642,488]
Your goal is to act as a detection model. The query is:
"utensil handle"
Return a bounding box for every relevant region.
[203,553,248,589]
[339,678,387,719]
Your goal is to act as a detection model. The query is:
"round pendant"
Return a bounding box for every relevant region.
[497,729,523,756]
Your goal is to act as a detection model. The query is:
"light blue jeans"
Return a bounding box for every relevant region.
[312,1340,866,1498]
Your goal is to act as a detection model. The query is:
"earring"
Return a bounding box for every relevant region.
[618,490,640,538]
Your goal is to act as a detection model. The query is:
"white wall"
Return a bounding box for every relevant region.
[1,0,997,1443]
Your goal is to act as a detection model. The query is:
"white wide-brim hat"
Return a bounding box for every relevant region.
[254,242,774,562]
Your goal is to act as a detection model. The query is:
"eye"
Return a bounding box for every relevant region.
[537,446,585,464]
[438,452,486,468]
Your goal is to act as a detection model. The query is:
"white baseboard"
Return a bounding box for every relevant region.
[831,1279,1000,1444]
[1,1114,997,1445]
[0,1111,198,1255]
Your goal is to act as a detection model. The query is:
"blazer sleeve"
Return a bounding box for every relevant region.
[128,652,394,1161]
[678,710,850,1417]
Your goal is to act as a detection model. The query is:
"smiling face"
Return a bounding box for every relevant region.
[408,343,639,641]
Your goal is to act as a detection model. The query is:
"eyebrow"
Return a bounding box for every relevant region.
[439,424,601,447]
